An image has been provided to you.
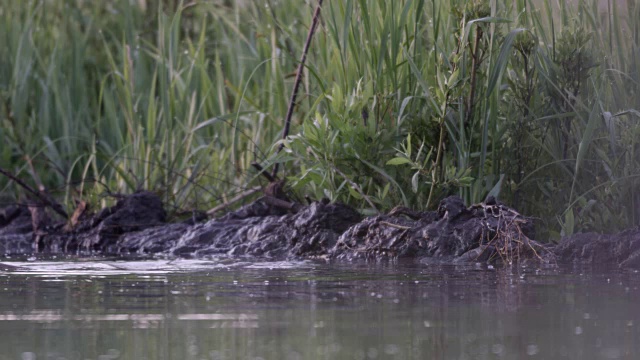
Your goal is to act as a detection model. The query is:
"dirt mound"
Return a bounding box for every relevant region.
[0,192,637,268]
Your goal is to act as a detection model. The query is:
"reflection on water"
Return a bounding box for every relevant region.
[0,258,638,359]
[0,311,259,329]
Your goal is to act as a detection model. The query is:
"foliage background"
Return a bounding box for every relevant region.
[1,0,639,239]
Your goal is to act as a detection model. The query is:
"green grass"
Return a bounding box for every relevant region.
[1,0,639,238]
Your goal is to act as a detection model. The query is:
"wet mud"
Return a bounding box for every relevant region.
[0,192,637,268]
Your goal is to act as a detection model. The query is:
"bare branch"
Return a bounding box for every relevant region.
[271,0,324,179]
[206,186,262,216]
[0,166,68,219]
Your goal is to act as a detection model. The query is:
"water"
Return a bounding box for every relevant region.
[0,258,638,360]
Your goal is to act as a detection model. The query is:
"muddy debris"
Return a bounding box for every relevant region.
[0,191,638,268]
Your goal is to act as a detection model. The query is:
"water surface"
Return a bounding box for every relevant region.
[0,258,638,359]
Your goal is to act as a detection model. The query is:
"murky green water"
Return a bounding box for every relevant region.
[0,258,638,360]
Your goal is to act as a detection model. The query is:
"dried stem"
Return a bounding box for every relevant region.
[271,0,324,179]
[0,166,69,219]
[251,162,275,182]
[206,186,262,216]
[426,121,446,209]
[464,26,483,129]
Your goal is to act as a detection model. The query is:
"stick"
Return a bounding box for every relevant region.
[271,0,324,179]
[380,221,412,230]
[0,166,69,219]
[262,196,303,212]
[251,162,276,182]
[206,186,262,216]
[24,155,45,192]
[464,26,483,130]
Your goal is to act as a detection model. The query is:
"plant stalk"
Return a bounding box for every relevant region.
[464,26,483,129]
[426,121,447,209]
[271,0,324,179]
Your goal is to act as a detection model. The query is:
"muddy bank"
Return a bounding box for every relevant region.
[1,192,639,268]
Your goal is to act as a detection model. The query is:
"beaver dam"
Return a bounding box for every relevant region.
[1,191,639,268]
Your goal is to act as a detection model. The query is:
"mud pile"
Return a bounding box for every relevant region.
[0,192,637,268]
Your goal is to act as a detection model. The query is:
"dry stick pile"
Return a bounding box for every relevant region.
[474,202,548,264]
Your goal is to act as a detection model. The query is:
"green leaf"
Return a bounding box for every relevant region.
[447,68,460,87]
[486,174,504,200]
[411,172,420,193]
[561,209,575,237]
[381,183,390,200]
[486,28,526,96]
[458,176,474,186]
[331,83,344,112]
[463,17,511,44]
[386,157,412,166]
[357,155,408,206]
[403,48,439,114]
[570,101,600,201]
[348,185,363,199]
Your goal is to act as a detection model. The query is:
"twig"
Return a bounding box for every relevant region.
[206,186,262,216]
[388,205,422,220]
[380,221,412,230]
[0,166,68,219]
[251,162,275,182]
[271,0,324,179]
[262,196,303,212]
[24,155,45,192]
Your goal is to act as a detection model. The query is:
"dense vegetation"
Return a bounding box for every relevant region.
[1,0,639,240]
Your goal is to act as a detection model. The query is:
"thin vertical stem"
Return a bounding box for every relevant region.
[464,26,483,130]
[271,0,324,179]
